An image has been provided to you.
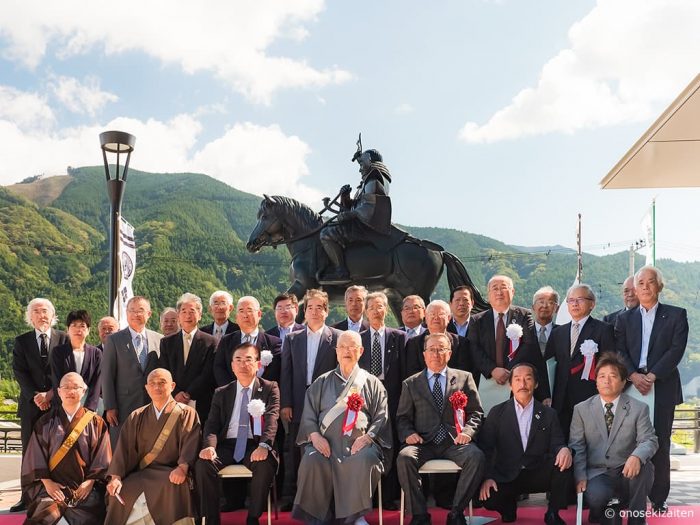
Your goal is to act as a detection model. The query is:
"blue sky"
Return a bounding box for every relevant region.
[1,0,699,262]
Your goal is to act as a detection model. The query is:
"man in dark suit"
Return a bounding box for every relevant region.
[396,333,486,525]
[468,275,549,401]
[359,291,407,509]
[266,292,304,344]
[332,285,369,332]
[447,286,473,338]
[11,297,68,512]
[195,343,279,525]
[479,363,571,524]
[615,265,688,513]
[200,290,240,342]
[159,307,179,337]
[603,276,639,325]
[570,353,658,525]
[159,293,217,426]
[101,296,162,448]
[405,300,471,379]
[531,286,559,401]
[280,289,341,508]
[96,315,119,351]
[400,295,427,339]
[213,296,282,386]
[546,284,615,439]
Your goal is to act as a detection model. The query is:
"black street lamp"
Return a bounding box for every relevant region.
[100,130,136,317]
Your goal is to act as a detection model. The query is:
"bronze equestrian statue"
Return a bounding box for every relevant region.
[246,138,487,319]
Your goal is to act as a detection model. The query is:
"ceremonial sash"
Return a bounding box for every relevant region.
[319,368,369,435]
[139,402,183,470]
[49,410,95,471]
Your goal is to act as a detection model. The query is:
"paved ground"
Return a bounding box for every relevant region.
[1,453,698,514]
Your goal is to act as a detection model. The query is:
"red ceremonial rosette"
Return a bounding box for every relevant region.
[449,391,468,433]
[342,393,365,434]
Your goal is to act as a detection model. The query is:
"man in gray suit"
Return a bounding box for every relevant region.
[101,296,163,447]
[396,333,486,525]
[569,352,658,525]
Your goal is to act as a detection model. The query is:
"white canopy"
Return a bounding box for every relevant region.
[600,73,700,189]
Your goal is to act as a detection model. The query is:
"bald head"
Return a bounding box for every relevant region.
[60,371,87,389]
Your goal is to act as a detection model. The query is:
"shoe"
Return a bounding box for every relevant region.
[246,517,260,525]
[518,493,530,501]
[383,500,399,511]
[445,510,466,525]
[9,500,26,512]
[652,501,669,513]
[544,510,565,525]
[220,501,245,512]
[500,512,516,523]
[409,514,431,525]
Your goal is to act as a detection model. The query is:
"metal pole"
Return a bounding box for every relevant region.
[106,179,126,317]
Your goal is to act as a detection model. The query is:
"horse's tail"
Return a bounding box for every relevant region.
[441,251,489,313]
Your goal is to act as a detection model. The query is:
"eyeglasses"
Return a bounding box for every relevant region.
[424,348,449,354]
[426,312,448,319]
[275,305,296,312]
[233,357,258,364]
[402,305,424,311]
[59,386,85,391]
[566,298,592,305]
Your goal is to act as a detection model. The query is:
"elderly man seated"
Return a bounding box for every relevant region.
[293,330,392,525]
[21,372,111,525]
[105,368,201,525]
[396,333,486,525]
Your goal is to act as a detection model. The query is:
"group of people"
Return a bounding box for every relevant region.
[10,264,688,525]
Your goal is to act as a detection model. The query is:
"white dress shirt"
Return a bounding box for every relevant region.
[514,397,534,451]
[226,381,254,439]
[639,303,658,368]
[347,317,364,332]
[306,326,325,385]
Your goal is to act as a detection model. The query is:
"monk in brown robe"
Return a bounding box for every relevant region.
[21,372,111,525]
[106,368,201,525]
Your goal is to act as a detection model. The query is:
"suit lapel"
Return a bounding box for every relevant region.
[297,329,309,385]
[312,326,333,379]
[591,397,609,444]
[525,403,543,451]
[383,330,394,376]
[444,369,458,416]
[607,397,630,449]
[505,399,524,453]
[647,303,665,358]
[417,372,439,412]
[484,310,496,358]
[121,329,141,368]
[630,310,643,364]
[572,320,594,361]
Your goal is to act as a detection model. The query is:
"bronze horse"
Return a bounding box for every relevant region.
[246,195,487,318]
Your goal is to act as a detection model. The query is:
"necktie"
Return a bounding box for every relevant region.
[234,387,250,462]
[214,327,222,342]
[432,373,447,444]
[570,322,580,356]
[135,334,147,371]
[183,333,192,364]
[39,333,48,360]
[370,332,382,376]
[495,313,506,368]
[242,334,251,344]
[538,326,548,356]
[604,402,614,434]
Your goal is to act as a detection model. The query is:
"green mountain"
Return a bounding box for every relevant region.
[2,167,698,385]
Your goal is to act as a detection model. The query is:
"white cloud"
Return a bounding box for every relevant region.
[48,75,118,116]
[459,0,700,143]
[0,86,55,131]
[394,103,414,115]
[0,89,321,204]
[0,0,351,104]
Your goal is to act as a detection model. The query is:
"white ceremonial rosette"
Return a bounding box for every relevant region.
[506,323,523,360]
[257,350,273,377]
[247,399,266,436]
[579,339,598,381]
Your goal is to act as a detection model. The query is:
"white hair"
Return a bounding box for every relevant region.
[176,293,203,313]
[209,290,233,306]
[237,296,261,310]
[634,265,665,291]
[24,298,57,328]
[533,286,560,305]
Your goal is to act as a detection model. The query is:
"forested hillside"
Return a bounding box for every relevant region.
[1,167,698,385]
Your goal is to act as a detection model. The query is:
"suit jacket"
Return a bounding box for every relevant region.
[447,319,470,338]
[200,320,240,336]
[404,331,472,380]
[603,308,624,325]
[332,318,369,332]
[615,303,689,408]
[396,367,483,443]
[12,329,69,419]
[280,325,341,423]
[159,329,217,422]
[545,317,615,412]
[213,331,282,387]
[569,393,658,482]
[266,323,305,340]
[202,377,280,451]
[50,343,102,411]
[479,398,566,482]
[358,327,407,414]
[469,306,549,399]
[101,327,162,418]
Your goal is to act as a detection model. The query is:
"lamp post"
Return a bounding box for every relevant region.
[100,130,136,317]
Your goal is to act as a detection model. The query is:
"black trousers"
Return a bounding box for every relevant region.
[195,439,277,525]
[650,401,674,504]
[482,462,572,517]
[281,421,302,502]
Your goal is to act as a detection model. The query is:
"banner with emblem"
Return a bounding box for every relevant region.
[114,217,136,328]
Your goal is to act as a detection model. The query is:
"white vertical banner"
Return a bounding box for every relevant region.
[114,217,136,328]
[640,204,654,266]
[556,215,581,325]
